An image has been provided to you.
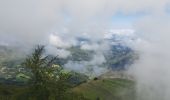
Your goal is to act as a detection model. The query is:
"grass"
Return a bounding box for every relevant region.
[0,84,30,100]
[72,78,136,100]
[0,78,136,100]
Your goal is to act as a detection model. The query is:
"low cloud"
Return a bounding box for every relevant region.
[128,15,170,100]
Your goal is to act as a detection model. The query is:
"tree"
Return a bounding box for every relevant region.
[23,45,71,100]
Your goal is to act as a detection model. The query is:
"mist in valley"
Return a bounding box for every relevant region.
[0,0,170,100]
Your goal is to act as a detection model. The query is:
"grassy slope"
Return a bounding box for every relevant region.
[73,78,136,100]
[0,84,29,100]
[0,78,136,100]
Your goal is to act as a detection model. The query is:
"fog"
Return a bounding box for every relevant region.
[128,15,170,100]
[0,0,169,45]
[0,0,170,99]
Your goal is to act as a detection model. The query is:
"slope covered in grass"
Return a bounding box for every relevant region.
[0,78,136,100]
[73,78,136,100]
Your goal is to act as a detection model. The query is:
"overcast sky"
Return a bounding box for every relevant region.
[0,0,169,45]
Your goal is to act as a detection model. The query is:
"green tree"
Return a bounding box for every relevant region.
[23,45,71,100]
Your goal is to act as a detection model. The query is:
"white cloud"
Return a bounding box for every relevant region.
[128,14,170,100]
[46,46,71,58]
[49,34,71,48]
[0,0,169,45]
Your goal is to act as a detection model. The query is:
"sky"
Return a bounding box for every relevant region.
[0,0,169,46]
[111,12,148,28]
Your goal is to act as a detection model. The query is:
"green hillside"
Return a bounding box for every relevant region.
[0,78,135,100]
[73,78,136,100]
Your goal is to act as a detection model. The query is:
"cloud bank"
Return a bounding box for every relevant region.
[0,0,169,45]
[129,15,170,100]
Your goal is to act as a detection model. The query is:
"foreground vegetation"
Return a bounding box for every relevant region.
[73,78,135,100]
[0,78,135,100]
